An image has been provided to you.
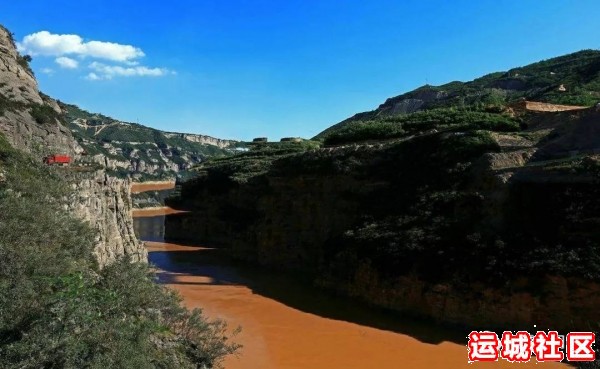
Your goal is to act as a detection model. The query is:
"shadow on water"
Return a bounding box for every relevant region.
[134,214,467,346]
[133,215,166,242]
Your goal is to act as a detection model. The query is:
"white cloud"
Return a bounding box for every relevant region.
[18,31,145,62]
[87,61,173,80]
[18,30,174,81]
[55,56,78,69]
[85,72,101,81]
[40,68,54,75]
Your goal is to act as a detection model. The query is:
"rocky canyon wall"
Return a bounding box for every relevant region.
[67,171,146,266]
[165,134,600,331]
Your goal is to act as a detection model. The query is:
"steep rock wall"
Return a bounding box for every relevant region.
[0,26,41,105]
[68,171,146,266]
[0,27,79,156]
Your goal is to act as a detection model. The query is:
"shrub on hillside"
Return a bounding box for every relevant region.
[29,103,63,125]
[16,54,34,76]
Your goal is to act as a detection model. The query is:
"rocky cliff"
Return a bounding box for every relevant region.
[67,171,146,266]
[0,24,145,265]
[165,132,234,148]
[0,26,80,156]
[0,26,40,105]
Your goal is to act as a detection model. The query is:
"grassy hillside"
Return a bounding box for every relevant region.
[187,139,322,184]
[316,49,600,140]
[0,133,238,368]
[322,106,520,146]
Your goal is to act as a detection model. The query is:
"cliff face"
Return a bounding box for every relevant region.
[0,26,40,105]
[166,172,363,270]
[165,132,235,149]
[68,172,146,266]
[0,24,145,265]
[167,109,600,330]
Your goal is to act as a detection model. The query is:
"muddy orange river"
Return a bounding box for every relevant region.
[135,214,567,369]
[130,181,175,194]
[132,207,186,218]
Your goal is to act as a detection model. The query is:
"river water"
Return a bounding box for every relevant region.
[133,210,566,369]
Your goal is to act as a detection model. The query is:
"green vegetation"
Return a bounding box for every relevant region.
[0,133,238,368]
[174,119,600,288]
[16,54,34,76]
[189,140,321,184]
[317,129,600,286]
[29,103,64,125]
[0,92,25,117]
[322,108,520,145]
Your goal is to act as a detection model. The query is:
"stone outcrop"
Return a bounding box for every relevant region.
[0,109,80,156]
[377,88,448,116]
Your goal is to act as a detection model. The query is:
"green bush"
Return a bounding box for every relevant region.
[323,121,406,145]
[29,103,63,125]
[0,92,26,117]
[17,54,34,76]
[188,140,321,184]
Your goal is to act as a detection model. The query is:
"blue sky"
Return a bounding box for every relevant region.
[2,1,600,141]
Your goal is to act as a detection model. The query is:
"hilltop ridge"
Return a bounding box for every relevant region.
[316,49,600,139]
[62,102,243,180]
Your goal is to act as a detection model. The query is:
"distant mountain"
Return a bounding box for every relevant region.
[61,103,245,180]
[316,50,600,139]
